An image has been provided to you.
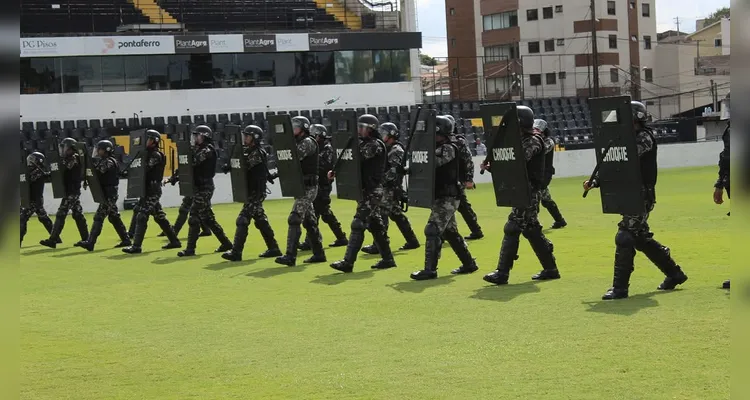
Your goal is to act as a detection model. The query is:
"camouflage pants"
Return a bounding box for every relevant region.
[135,192,169,223]
[314,186,335,222]
[284,185,321,256]
[20,199,53,242]
[539,187,553,203]
[291,185,319,223]
[354,187,386,232]
[56,194,85,219]
[618,199,655,238]
[423,197,472,270]
[507,189,543,231]
[94,196,121,223]
[427,197,460,235]
[87,195,130,244]
[237,195,268,226]
[189,186,218,225]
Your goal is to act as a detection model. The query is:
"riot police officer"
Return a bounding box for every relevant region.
[275,116,328,266]
[410,116,478,280]
[482,106,560,285]
[299,124,348,250]
[221,125,282,261]
[584,101,688,299]
[159,172,212,238]
[329,114,396,273]
[176,125,233,257]
[39,138,89,248]
[361,122,419,254]
[713,92,730,289]
[20,151,56,246]
[74,140,132,251]
[445,114,484,240]
[122,130,181,254]
[533,119,567,229]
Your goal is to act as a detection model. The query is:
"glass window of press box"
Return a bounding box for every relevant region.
[20,50,411,94]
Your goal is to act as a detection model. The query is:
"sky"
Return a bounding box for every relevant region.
[416,0,731,59]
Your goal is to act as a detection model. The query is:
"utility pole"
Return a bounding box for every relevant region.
[590,0,600,97]
[674,16,680,33]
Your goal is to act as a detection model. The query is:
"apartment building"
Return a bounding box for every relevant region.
[445,0,657,100]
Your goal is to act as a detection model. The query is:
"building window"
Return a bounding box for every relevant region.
[644,35,652,49]
[607,1,616,15]
[714,38,722,47]
[609,35,618,49]
[610,68,619,83]
[452,68,457,77]
[642,3,650,17]
[451,38,456,47]
[557,38,564,46]
[527,9,538,21]
[449,8,455,15]
[544,39,555,52]
[530,74,542,86]
[484,43,519,63]
[558,71,566,79]
[486,77,509,94]
[543,7,553,19]
[546,72,557,85]
[528,41,540,53]
[555,5,563,13]
[644,68,653,82]
[482,10,518,31]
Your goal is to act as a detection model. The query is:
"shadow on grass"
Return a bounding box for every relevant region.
[582,290,683,316]
[470,280,542,302]
[151,253,208,265]
[311,269,376,285]
[387,275,456,294]
[204,258,260,271]
[245,264,307,279]
[105,250,162,260]
[50,248,109,257]
[22,246,70,256]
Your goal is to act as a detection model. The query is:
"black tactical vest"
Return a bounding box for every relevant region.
[361,138,387,191]
[64,154,83,195]
[455,136,471,181]
[543,149,555,187]
[247,146,268,194]
[435,143,460,198]
[640,129,658,188]
[98,156,120,198]
[193,144,217,187]
[318,143,333,187]
[29,170,45,201]
[525,135,546,189]
[146,150,166,194]
[387,142,406,187]
[299,136,319,186]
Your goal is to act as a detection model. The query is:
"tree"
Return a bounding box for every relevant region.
[703,7,730,27]
[419,53,438,66]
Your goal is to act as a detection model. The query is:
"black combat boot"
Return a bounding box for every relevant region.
[464,231,484,241]
[275,223,301,266]
[74,215,89,243]
[222,224,248,262]
[155,217,181,249]
[204,219,232,253]
[77,219,103,252]
[361,243,379,254]
[601,246,635,300]
[410,235,440,280]
[109,215,132,248]
[303,227,327,264]
[370,230,396,270]
[40,215,67,249]
[444,230,478,275]
[483,233,520,285]
[723,280,730,289]
[524,228,561,281]
[323,215,348,247]
[636,238,688,290]
[171,209,188,236]
[199,223,213,237]
[298,238,312,252]
[177,223,199,257]
[256,219,282,258]
[127,214,137,239]
[542,199,567,229]
[123,214,147,254]
[393,214,420,250]
[330,229,363,273]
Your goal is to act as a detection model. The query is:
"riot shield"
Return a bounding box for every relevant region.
[226,125,248,203]
[126,129,148,199]
[329,110,361,201]
[175,124,194,197]
[45,138,66,199]
[268,114,305,198]
[81,143,105,203]
[20,148,30,208]
[480,102,531,208]
[590,95,644,215]
[406,109,436,209]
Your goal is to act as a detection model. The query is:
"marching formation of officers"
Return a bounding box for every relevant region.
[21,96,731,300]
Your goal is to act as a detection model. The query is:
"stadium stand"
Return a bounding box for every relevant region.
[21,0,151,35]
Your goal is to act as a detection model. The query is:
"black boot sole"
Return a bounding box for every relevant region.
[162,242,182,250]
[259,249,283,258]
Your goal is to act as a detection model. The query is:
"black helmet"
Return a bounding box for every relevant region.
[357,114,379,132]
[96,139,114,154]
[191,125,213,139]
[444,114,459,134]
[243,125,264,143]
[435,115,454,137]
[631,101,649,122]
[378,122,399,140]
[310,124,329,139]
[533,119,550,136]
[59,137,77,156]
[292,116,311,132]
[146,129,161,145]
[26,151,45,167]
[517,106,534,130]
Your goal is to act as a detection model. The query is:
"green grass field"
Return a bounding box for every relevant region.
[21,166,730,399]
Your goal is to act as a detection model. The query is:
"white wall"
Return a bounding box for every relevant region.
[41,140,723,213]
[20,82,419,123]
[720,18,731,55]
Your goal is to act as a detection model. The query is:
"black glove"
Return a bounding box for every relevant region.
[221,164,231,174]
[119,169,129,178]
[83,180,89,191]
[267,173,278,184]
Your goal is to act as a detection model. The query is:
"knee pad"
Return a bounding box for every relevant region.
[302,217,317,230]
[136,212,149,224]
[55,210,68,219]
[93,213,105,223]
[503,220,522,236]
[350,218,365,232]
[236,215,250,227]
[424,222,441,238]
[107,214,121,224]
[288,212,302,226]
[253,217,267,229]
[615,229,635,247]
[188,215,201,226]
